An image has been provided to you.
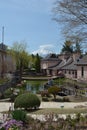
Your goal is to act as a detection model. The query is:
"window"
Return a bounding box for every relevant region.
[65,70,66,74]
[72,71,74,74]
[69,71,71,74]
[81,66,84,77]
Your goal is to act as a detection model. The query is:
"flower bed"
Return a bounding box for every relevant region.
[0,112,87,130]
[0,119,23,130]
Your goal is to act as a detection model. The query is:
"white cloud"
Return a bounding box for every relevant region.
[32,44,55,56]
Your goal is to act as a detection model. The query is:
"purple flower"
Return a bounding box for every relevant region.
[2,119,23,130]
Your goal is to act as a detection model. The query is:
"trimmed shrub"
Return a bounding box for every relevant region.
[14,92,41,109]
[48,86,61,100]
[11,110,27,123]
[63,97,70,102]
[41,90,50,97]
[52,98,63,102]
[42,97,49,102]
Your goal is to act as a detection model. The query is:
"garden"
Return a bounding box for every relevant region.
[0,78,87,129]
[1,77,87,103]
[1,109,87,130]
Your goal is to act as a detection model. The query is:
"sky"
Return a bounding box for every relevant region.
[0,0,64,55]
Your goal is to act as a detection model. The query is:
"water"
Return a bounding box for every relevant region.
[26,80,46,94]
[25,78,63,94]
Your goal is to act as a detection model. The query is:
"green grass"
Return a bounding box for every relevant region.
[2,108,87,116]
[28,108,87,115]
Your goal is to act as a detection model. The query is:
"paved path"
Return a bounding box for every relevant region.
[0,102,12,112]
[40,102,87,109]
[0,101,87,112]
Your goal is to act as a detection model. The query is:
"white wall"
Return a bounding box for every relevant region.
[77,66,87,81]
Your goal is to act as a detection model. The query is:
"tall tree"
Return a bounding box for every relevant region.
[11,41,29,79]
[67,36,83,54]
[53,0,87,45]
[35,53,41,73]
[61,40,73,53]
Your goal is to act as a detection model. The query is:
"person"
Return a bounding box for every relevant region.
[50,78,53,85]
[48,78,53,86]
[48,79,50,85]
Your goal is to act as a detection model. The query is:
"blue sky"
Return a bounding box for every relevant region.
[0,0,64,55]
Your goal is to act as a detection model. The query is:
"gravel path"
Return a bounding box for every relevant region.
[40,102,87,109]
[0,101,87,112]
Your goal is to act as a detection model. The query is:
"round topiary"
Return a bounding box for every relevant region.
[48,86,61,100]
[14,92,41,109]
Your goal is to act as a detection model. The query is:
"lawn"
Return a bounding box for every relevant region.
[27,108,87,115]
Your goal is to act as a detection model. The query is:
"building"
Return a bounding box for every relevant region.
[60,52,80,79]
[41,53,61,75]
[75,55,87,81]
[41,52,87,81]
[0,43,16,78]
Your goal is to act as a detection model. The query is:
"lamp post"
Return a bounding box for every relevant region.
[1,44,4,78]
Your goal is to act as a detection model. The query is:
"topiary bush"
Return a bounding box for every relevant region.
[63,97,70,102]
[14,92,41,110]
[41,90,50,97]
[11,109,27,123]
[48,86,61,100]
[42,97,49,102]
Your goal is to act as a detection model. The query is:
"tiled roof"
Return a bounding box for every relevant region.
[75,55,87,65]
[61,61,77,70]
[49,57,73,70]
[48,59,62,69]
[41,58,59,61]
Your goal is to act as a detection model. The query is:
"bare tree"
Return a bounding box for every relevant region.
[53,0,87,47]
[11,41,29,81]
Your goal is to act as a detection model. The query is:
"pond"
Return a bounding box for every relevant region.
[26,80,47,93]
[25,78,63,94]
